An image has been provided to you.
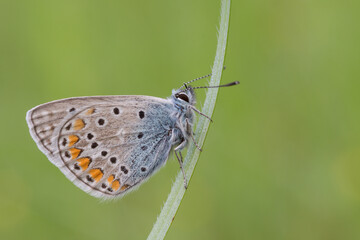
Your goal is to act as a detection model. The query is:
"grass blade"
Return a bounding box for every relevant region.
[147,0,231,239]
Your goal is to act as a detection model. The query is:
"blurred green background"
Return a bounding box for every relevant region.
[1,0,360,239]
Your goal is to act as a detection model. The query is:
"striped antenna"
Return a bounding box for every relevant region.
[181,66,227,89]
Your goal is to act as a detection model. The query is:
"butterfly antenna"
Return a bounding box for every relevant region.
[182,73,212,89]
[188,81,239,90]
[181,66,227,89]
[185,81,239,121]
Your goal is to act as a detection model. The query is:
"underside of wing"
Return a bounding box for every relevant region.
[26,95,176,199]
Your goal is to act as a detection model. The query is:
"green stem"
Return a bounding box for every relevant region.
[147,0,231,239]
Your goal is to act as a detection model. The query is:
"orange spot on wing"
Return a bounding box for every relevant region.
[111,180,120,191]
[120,184,130,191]
[86,108,95,115]
[77,157,91,171]
[107,175,115,184]
[69,148,81,159]
[89,168,103,182]
[68,135,79,147]
[73,119,85,130]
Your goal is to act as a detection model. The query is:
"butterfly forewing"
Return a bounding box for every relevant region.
[26,96,176,199]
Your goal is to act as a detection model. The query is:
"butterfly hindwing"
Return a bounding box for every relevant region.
[26,96,176,199]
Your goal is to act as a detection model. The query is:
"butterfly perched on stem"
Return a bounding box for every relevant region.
[26,73,238,199]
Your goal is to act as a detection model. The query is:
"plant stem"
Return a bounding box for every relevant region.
[147,0,231,239]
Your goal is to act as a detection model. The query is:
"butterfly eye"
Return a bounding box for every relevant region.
[176,93,190,103]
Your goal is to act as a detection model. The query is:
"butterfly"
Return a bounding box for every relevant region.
[26,73,238,199]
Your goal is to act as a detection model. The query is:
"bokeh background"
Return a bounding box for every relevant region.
[1,0,360,239]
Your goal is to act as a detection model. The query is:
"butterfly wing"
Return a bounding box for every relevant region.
[26,95,177,199]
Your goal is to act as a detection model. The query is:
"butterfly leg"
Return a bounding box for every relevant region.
[190,134,202,152]
[175,150,188,189]
[185,118,202,152]
[174,141,188,189]
[190,106,213,122]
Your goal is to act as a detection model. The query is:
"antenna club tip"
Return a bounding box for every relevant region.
[226,81,239,86]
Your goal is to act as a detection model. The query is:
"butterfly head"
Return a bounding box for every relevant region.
[172,87,196,106]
